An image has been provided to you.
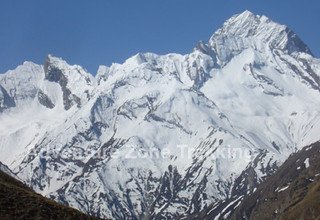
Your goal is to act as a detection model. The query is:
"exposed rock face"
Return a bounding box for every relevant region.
[0,85,15,112]
[44,55,86,110]
[38,89,55,109]
[0,11,320,219]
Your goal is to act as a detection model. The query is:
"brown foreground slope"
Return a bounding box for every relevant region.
[229,141,320,220]
[0,169,102,220]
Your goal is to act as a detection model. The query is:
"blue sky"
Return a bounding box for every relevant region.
[1,0,319,74]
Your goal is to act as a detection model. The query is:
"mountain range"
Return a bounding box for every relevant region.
[0,10,319,219]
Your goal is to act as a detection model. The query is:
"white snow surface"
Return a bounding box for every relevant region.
[304,158,310,168]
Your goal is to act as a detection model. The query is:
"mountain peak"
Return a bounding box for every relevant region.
[216,10,280,38]
[44,54,93,81]
[208,11,312,63]
[232,10,255,21]
[44,54,68,83]
[44,54,69,71]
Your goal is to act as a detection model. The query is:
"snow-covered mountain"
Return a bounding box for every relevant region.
[0,10,320,219]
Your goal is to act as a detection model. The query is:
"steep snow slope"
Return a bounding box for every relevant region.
[0,11,320,219]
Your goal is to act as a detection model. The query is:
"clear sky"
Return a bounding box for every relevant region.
[1,0,319,74]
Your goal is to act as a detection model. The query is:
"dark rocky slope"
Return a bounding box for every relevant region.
[229,141,320,220]
[0,169,102,220]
